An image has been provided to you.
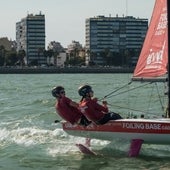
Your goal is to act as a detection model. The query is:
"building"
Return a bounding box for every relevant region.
[16,12,46,65]
[55,52,66,67]
[85,15,148,66]
[47,41,66,67]
[67,41,83,58]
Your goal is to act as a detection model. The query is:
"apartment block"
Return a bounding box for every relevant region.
[85,15,148,66]
[16,13,46,65]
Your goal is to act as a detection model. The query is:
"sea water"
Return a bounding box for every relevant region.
[0,73,169,170]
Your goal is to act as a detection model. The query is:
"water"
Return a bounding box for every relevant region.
[0,74,169,170]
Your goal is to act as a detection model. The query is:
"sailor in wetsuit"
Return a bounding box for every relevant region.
[78,85,122,125]
[52,86,91,126]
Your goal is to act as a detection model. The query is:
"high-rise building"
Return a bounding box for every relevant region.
[85,15,148,66]
[16,13,46,65]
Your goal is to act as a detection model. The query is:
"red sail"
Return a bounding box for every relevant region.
[133,0,168,78]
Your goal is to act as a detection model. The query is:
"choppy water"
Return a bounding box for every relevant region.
[0,74,169,170]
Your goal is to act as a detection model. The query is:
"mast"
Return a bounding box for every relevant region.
[168,0,170,117]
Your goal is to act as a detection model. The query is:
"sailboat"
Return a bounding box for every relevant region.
[62,0,169,157]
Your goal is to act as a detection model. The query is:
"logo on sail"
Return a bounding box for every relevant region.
[145,7,167,69]
[155,7,167,35]
[145,41,165,69]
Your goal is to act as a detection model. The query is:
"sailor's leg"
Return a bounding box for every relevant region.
[109,112,123,119]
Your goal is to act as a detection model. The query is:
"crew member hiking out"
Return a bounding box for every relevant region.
[78,85,122,125]
[52,86,91,126]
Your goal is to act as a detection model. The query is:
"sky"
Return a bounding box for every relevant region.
[0,0,155,48]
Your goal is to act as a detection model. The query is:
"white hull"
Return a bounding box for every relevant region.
[62,119,170,145]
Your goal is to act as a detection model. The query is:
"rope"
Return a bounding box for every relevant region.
[102,81,132,100]
[155,82,166,111]
[105,82,152,99]
[106,102,163,116]
[147,84,154,114]
[97,81,167,117]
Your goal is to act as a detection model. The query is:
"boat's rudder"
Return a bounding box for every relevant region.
[128,139,143,157]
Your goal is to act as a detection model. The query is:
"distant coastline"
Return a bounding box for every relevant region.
[0,66,134,74]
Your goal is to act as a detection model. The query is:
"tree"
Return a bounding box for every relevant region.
[112,52,122,66]
[44,49,54,66]
[0,45,5,66]
[17,49,26,67]
[37,47,45,65]
[5,50,18,66]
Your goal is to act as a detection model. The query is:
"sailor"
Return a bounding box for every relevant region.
[52,86,91,126]
[78,85,122,125]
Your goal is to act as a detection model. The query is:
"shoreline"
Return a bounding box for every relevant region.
[0,67,134,74]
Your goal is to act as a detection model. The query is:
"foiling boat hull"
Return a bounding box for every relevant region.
[62,119,170,145]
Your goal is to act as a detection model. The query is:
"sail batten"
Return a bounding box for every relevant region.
[133,0,168,81]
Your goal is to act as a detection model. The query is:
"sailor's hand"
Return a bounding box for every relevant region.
[92,97,98,102]
[102,100,107,105]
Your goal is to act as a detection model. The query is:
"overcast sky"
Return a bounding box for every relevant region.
[0,0,155,48]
